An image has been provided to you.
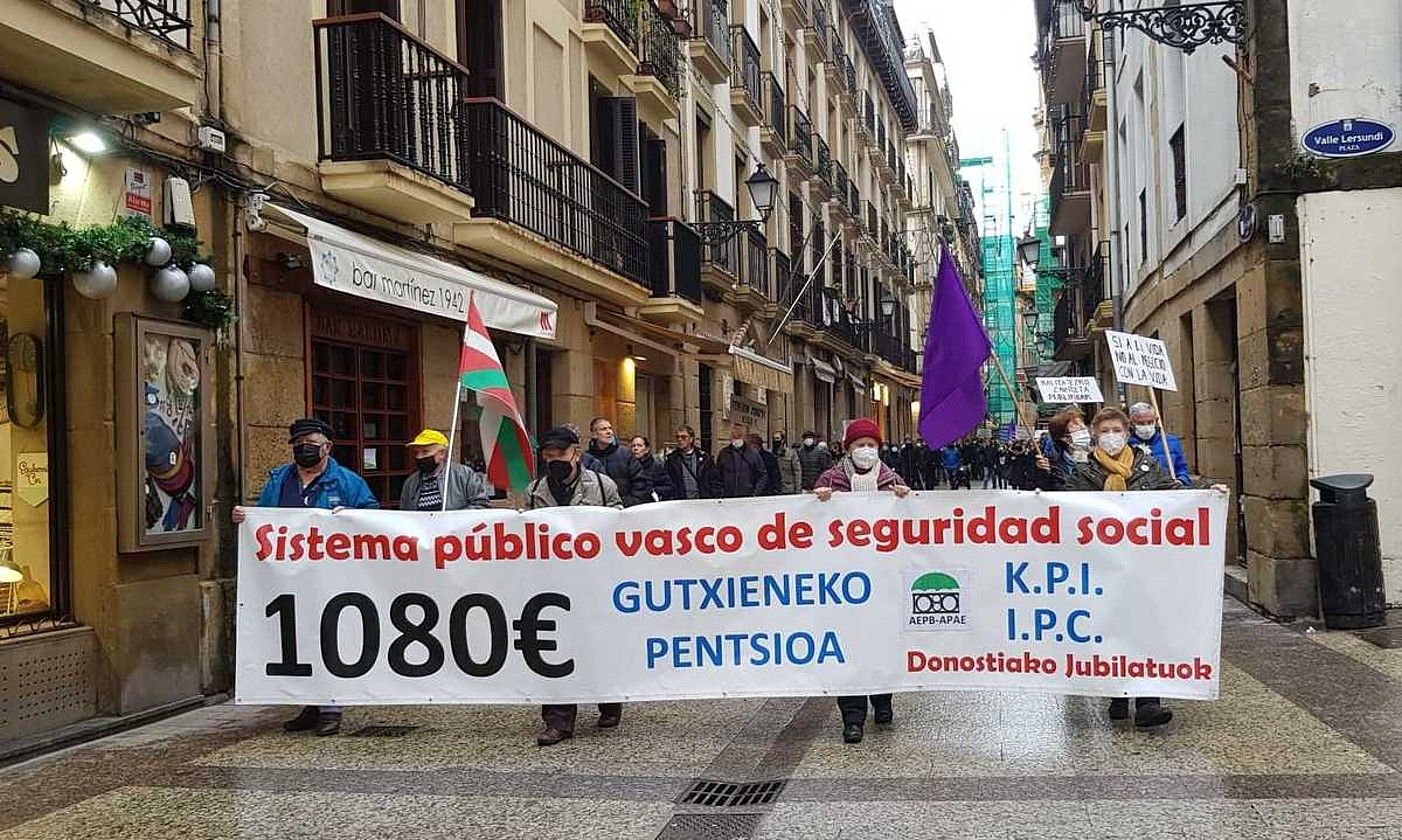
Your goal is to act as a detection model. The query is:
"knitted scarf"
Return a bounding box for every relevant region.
[1092,446,1136,491]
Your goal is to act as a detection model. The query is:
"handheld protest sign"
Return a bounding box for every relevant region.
[1105,331,1177,391]
[1035,377,1104,404]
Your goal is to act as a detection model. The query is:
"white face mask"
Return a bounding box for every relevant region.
[731,438,745,449]
[1134,424,1157,441]
[802,437,815,447]
[1070,429,1092,449]
[850,445,880,469]
[1098,432,1128,457]
[817,442,828,451]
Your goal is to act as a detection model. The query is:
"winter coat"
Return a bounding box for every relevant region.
[637,452,673,502]
[1133,429,1192,485]
[586,440,652,507]
[757,447,783,495]
[399,461,492,510]
[774,444,802,494]
[1058,449,1179,493]
[664,446,714,500]
[526,467,624,509]
[813,458,901,492]
[797,444,831,490]
[711,444,768,498]
[941,446,962,471]
[256,458,378,510]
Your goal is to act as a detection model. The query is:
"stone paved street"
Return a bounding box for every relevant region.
[3,600,1400,839]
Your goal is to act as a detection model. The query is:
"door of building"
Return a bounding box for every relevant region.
[308,308,420,508]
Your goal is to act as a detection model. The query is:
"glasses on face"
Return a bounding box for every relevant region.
[676,434,691,442]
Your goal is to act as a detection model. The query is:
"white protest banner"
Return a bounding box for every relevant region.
[235,491,1226,705]
[1105,330,1178,391]
[1036,377,1105,404]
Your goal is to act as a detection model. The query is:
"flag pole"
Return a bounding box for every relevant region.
[988,351,1035,435]
[766,231,846,348]
[442,299,471,512]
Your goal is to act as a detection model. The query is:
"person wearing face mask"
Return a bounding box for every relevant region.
[526,426,623,745]
[234,417,378,736]
[711,423,768,498]
[1012,408,1091,490]
[770,431,802,494]
[814,418,911,744]
[797,430,831,490]
[398,429,491,511]
[1128,402,1192,486]
[629,435,674,502]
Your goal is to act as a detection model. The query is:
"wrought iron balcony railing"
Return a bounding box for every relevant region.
[730,25,762,111]
[863,92,875,133]
[816,136,832,186]
[100,0,193,49]
[844,54,856,97]
[834,162,849,208]
[640,0,684,97]
[811,0,830,55]
[315,14,471,194]
[585,0,641,54]
[741,227,772,300]
[763,72,786,139]
[1038,0,1087,64]
[466,98,648,286]
[693,0,733,68]
[788,106,813,165]
[865,201,877,235]
[647,217,703,303]
[695,190,738,275]
[771,248,792,303]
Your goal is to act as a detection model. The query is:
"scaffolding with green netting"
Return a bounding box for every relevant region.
[959,145,1018,428]
[1033,194,1061,368]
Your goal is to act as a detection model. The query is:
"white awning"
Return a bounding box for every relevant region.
[727,345,794,394]
[265,204,557,339]
[811,358,837,383]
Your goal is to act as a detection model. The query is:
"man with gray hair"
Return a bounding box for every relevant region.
[1128,402,1191,485]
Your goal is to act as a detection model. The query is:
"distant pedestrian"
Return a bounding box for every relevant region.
[527,426,624,746]
[233,417,378,736]
[747,432,784,495]
[796,431,831,490]
[712,423,768,498]
[664,425,713,500]
[814,418,910,745]
[771,431,802,493]
[630,434,673,502]
[399,429,491,511]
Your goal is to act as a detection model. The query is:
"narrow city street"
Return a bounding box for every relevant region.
[3,599,1400,840]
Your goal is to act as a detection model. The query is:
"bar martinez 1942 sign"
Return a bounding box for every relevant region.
[1301,118,1396,158]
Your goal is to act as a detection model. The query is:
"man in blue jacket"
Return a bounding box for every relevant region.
[233,417,378,735]
[1129,402,1191,485]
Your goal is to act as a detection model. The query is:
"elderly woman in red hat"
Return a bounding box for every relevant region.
[814,417,910,744]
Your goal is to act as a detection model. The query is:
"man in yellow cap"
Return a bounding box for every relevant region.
[399,429,492,511]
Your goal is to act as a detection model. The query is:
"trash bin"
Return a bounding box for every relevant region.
[1310,474,1385,629]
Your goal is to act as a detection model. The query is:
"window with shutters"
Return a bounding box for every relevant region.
[639,126,668,216]
[458,0,502,98]
[1170,125,1187,222]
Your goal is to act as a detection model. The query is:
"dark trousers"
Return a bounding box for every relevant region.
[837,694,892,725]
[541,703,622,732]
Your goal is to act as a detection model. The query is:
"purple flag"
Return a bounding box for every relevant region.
[918,247,991,449]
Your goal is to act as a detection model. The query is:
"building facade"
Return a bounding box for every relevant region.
[0,0,963,751]
[1033,0,1402,616]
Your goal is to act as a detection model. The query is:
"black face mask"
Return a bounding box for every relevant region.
[771,439,783,453]
[416,456,439,474]
[292,443,324,468]
[545,460,575,485]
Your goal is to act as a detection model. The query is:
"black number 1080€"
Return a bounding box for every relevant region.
[264,592,574,679]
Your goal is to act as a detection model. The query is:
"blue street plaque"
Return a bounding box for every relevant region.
[1301,118,1396,158]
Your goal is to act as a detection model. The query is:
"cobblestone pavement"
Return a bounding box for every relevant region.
[2,600,1401,839]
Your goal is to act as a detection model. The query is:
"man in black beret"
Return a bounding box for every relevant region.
[233,417,378,735]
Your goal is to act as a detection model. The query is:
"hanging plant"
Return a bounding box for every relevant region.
[182,288,236,332]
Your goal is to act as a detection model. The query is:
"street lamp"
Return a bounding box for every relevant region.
[1071,1,1245,55]
[1017,235,1043,268]
[696,162,779,248]
[1021,309,1039,333]
[879,294,897,319]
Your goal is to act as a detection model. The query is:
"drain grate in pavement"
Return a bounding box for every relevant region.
[348,725,419,737]
[678,779,786,808]
[654,813,761,840]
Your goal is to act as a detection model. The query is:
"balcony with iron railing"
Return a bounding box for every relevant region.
[456,98,650,302]
[845,0,919,132]
[1038,0,1088,105]
[843,54,857,100]
[832,162,850,216]
[825,26,845,86]
[582,1,683,114]
[781,0,811,29]
[641,217,704,321]
[862,92,875,136]
[584,0,640,54]
[695,190,739,286]
[1048,106,1091,236]
[3,0,200,111]
[807,0,830,59]
[726,228,776,314]
[639,0,684,100]
[688,0,732,83]
[760,72,787,156]
[785,106,814,175]
[1052,256,1104,362]
[314,14,476,224]
[865,201,878,237]
[815,137,833,196]
[729,25,763,126]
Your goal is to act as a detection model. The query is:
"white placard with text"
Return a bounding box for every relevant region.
[1105,330,1178,391]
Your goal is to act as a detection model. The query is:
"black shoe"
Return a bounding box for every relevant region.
[842,723,864,744]
[873,706,893,726]
[1108,699,1130,721]
[1135,701,1173,729]
[314,711,342,736]
[282,706,319,732]
[537,727,573,746]
[597,712,621,729]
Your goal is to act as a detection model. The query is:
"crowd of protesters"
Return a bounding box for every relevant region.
[234,402,1219,743]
